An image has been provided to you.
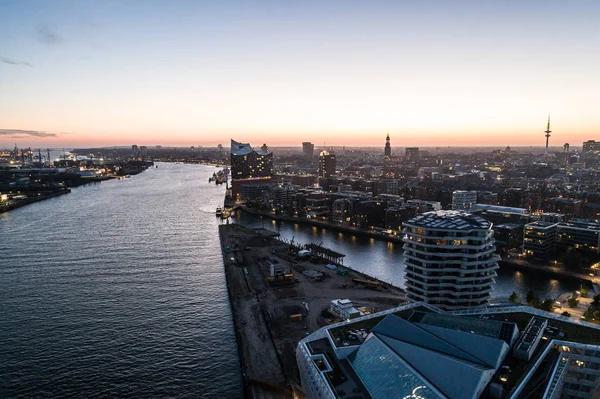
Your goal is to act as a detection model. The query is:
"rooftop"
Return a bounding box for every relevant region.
[525,221,558,228]
[472,204,529,215]
[299,302,600,399]
[230,139,254,156]
[230,139,272,156]
[404,210,491,230]
[559,218,600,230]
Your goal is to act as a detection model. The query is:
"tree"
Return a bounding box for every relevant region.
[563,248,582,270]
[580,287,588,298]
[526,290,536,304]
[540,299,554,312]
[562,311,571,317]
[530,296,541,309]
[568,296,580,308]
[509,292,520,303]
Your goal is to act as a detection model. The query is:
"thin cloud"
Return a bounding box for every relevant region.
[0,56,32,67]
[0,129,58,138]
[36,25,64,45]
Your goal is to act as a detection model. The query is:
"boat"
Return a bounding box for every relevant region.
[216,207,223,216]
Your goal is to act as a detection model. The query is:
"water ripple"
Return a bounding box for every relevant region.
[0,163,242,398]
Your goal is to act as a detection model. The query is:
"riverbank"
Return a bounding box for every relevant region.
[239,206,404,243]
[500,259,599,292]
[0,189,71,213]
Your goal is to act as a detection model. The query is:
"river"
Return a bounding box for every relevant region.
[0,163,243,398]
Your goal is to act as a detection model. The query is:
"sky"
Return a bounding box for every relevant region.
[1,0,599,148]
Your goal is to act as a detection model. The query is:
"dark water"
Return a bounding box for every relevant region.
[0,163,243,398]
[233,213,584,302]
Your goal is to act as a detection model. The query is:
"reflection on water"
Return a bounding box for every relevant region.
[234,213,584,301]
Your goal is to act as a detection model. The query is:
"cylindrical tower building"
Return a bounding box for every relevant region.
[402,210,499,310]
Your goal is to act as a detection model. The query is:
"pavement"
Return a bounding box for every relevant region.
[553,292,594,320]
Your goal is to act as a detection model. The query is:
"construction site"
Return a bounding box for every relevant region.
[219,223,406,398]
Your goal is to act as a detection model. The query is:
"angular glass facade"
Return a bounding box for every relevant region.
[350,336,443,399]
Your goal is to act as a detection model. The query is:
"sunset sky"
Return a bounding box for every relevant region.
[1,0,599,148]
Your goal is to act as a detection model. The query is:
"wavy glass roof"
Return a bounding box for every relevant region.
[230,139,254,156]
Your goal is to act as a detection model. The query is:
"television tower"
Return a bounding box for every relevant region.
[544,115,551,157]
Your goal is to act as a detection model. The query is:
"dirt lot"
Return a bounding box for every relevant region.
[220,224,406,397]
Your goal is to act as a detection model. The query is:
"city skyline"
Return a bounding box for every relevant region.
[1,1,599,148]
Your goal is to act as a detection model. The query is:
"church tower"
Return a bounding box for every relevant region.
[384,134,391,158]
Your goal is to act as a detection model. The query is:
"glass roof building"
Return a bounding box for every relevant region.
[297,302,600,399]
[230,139,273,180]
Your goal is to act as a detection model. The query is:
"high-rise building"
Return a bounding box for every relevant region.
[452,190,477,210]
[403,210,499,310]
[405,147,420,162]
[583,140,600,155]
[302,142,314,159]
[384,134,391,158]
[318,150,336,178]
[230,139,273,179]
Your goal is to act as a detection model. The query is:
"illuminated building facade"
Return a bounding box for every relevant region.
[318,150,336,178]
[523,221,557,255]
[556,219,600,254]
[230,139,273,179]
[403,211,499,310]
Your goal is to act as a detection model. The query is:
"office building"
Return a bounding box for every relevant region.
[452,190,478,211]
[406,199,441,214]
[556,219,600,254]
[583,140,600,156]
[494,223,524,253]
[523,221,558,255]
[403,211,499,310]
[297,302,600,399]
[302,142,315,159]
[502,188,529,209]
[318,150,336,178]
[374,179,398,195]
[472,204,531,225]
[230,139,273,179]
